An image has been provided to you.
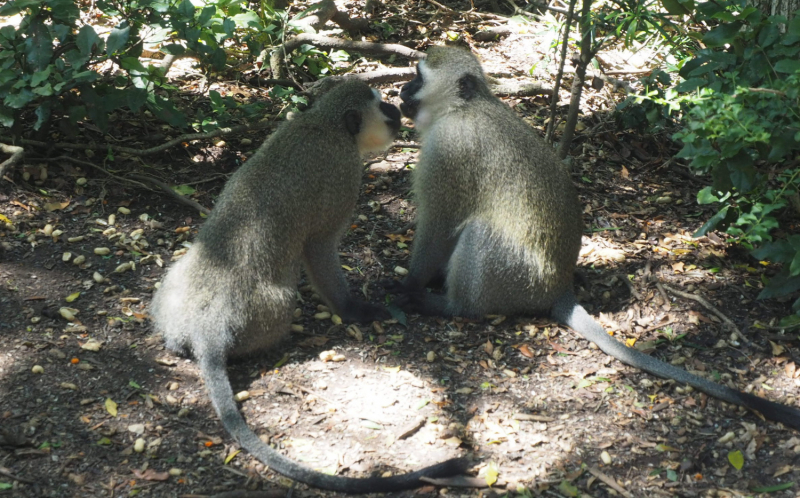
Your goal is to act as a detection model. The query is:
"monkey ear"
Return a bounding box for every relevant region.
[344,109,362,135]
[457,74,479,101]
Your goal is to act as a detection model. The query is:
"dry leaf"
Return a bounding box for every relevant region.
[44,201,70,212]
[105,398,118,417]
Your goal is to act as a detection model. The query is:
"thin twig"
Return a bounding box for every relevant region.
[0,466,35,485]
[128,174,212,215]
[0,120,274,158]
[654,281,671,310]
[618,274,642,300]
[659,283,753,347]
[545,0,577,142]
[588,466,634,498]
[33,156,149,189]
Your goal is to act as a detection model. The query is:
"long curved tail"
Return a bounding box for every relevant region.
[199,353,468,493]
[551,292,800,431]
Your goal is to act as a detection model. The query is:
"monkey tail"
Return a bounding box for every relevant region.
[198,352,470,493]
[551,292,800,431]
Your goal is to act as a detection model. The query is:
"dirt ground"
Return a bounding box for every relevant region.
[3,7,800,498]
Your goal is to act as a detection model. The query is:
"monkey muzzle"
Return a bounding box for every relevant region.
[380,101,402,133]
[399,77,422,119]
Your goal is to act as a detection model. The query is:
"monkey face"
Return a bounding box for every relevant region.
[354,89,402,154]
[399,65,424,119]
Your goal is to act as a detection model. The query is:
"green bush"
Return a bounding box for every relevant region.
[617,2,800,321]
[0,0,283,132]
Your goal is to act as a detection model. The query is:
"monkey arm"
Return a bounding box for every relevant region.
[302,235,389,323]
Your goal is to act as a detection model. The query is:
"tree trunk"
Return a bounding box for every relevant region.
[749,0,798,20]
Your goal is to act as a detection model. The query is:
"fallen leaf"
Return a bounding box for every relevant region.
[484,461,499,487]
[65,292,81,303]
[728,450,744,470]
[44,201,70,212]
[105,398,118,417]
[770,341,785,356]
[132,469,170,481]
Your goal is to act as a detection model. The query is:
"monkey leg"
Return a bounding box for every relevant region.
[402,213,461,291]
[302,236,389,323]
[444,220,554,317]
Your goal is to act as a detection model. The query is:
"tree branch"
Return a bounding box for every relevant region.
[0,143,25,179]
[270,34,424,79]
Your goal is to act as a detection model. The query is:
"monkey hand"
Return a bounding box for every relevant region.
[391,289,429,315]
[339,300,391,323]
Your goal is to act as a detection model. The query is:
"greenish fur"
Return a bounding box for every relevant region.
[150,80,466,492]
[399,46,800,431]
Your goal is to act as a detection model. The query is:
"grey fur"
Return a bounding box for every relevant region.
[395,46,800,431]
[150,81,466,492]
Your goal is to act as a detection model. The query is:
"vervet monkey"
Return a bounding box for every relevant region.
[150,81,466,492]
[393,46,800,431]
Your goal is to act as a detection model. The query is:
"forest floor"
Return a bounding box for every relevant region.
[2,2,800,498]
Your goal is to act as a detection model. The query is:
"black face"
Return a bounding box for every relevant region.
[380,101,402,133]
[399,67,423,119]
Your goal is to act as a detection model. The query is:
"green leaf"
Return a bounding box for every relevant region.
[33,100,50,130]
[728,152,757,193]
[790,251,800,277]
[697,186,719,205]
[660,0,692,15]
[758,271,800,300]
[106,25,130,55]
[77,25,100,56]
[126,88,148,112]
[172,185,196,196]
[4,89,34,109]
[728,450,744,470]
[558,480,579,497]
[774,59,800,74]
[146,94,187,128]
[24,20,53,71]
[386,303,408,326]
[694,205,730,237]
[0,482,12,490]
[0,105,13,128]
[177,0,195,19]
[211,47,226,70]
[703,22,743,48]
[750,482,795,493]
[31,66,51,87]
[0,0,43,16]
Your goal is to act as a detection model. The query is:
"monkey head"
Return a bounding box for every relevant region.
[399,46,491,132]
